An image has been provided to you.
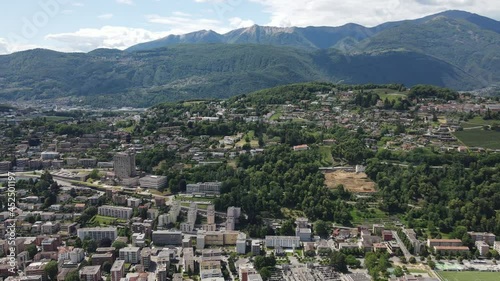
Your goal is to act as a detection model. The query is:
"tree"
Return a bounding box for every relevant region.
[99,237,112,247]
[44,260,59,281]
[409,256,417,264]
[329,251,348,273]
[75,237,82,248]
[112,241,127,251]
[102,261,112,273]
[394,266,404,277]
[83,238,97,253]
[26,244,38,259]
[279,220,295,236]
[64,270,80,281]
[89,169,100,180]
[314,220,331,238]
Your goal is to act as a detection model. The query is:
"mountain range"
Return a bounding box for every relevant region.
[1,10,500,107]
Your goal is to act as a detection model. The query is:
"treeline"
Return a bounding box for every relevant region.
[242,82,334,104]
[366,152,500,235]
[408,84,458,101]
[213,145,352,224]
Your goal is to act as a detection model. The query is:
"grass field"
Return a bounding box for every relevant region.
[350,208,389,225]
[453,129,500,149]
[461,116,498,129]
[90,215,126,225]
[319,146,333,166]
[436,271,500,281]
[372,88,408,101]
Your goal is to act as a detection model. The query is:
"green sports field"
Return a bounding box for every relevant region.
[436,271,500,281]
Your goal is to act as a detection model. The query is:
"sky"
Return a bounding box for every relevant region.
[0,0,499,54]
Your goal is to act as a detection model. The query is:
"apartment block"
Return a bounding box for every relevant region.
[98,205,132,220]
[79,266,101,281]
[139,175,167,189]
[111,260,125,281]
[119,247,141,264]
[152,230,182,246]
[265,236,300,248]
[77,227,117,242]
[468,232,496,246]
[113,152,136,179]
[186,182,221,195]
[427,239,462,248]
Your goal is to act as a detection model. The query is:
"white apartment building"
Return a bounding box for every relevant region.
[265,236,301,248]
[77,227,117,242]
[98,205,133,219]
[119,247,141,264]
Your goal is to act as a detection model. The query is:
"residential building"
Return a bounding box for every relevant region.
[433,246,469,255]
[156,264,167,281]
[427,239,462,248]
[265,236,300,248]
[98,205,132,219]
[139,175,167,189]
[79,266,101,281]
[475,241,490,256]
[152,230,182,246]
[239,264,258,281]
[127,198,141,208]
[119,247,141,264]
[186,182,222,195]
[251,240,261,255]
[236,233,247,254]
[141,248,152,270]
[111,260,125,281]
[183,248,195,273]
[206,205,215,225]
[77,227,117,242]
[468,232,496,246]
[69,248,84,263]
[113,152,136,179]
[91,253,114,265]
[25,262,48,281]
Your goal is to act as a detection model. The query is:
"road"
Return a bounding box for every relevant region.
[392,230,413,261]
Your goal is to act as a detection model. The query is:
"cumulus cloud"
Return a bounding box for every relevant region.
[0,37,44,55]
[249,0,500,27]
[116,0,133,5]
[146,13,231,34]
[98,13,114,20]
[44,26,169,52]
[229,17,255,28]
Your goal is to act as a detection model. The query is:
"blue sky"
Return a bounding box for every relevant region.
[1,0,499,54]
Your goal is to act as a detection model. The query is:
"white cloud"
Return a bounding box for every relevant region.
[116,0,134,5]
[146,13,231,34]
[229,17,255,28]
[195,0,227,3]
[44,26,169,52]
[248,0,500,27]
[0,37,44,55]
[98,13,114,20]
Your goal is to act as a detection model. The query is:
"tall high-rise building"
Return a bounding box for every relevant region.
[114,152,136,179]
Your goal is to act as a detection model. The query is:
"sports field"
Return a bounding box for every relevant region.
[436,271,500,281]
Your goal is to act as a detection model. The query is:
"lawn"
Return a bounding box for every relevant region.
[372,88,408,101]
[461,116,498,129]
[453,129,500,149]
[350,208,390,225]
[319,146,333,166]
[270,112,283,121]
[90,215,126,225]
[436,271,500,281]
